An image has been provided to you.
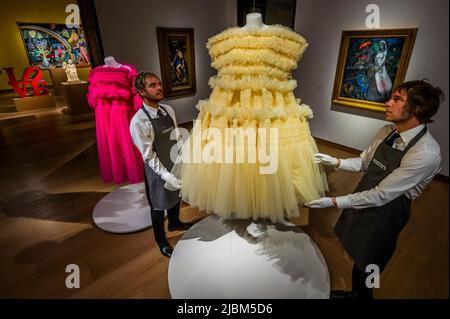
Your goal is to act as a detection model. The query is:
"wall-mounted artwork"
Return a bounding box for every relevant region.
[18,23,91,69]
[157,27,196,98]
[332,28,417,112]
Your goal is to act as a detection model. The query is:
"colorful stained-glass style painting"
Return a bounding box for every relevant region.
[332,29,417,112]
[18,23,91,69]
[340,37,405,102]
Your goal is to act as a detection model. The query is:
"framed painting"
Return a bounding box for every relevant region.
[18,22,91,69]
[332,28,417,112]
[157,27,196,98]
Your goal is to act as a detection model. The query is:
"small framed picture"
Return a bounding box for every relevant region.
[157,27,196,98]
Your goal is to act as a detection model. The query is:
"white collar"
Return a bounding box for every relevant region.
[143,102,160,117]
[398,124,425,145]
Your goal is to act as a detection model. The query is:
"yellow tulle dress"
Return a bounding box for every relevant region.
[177,25,328,223]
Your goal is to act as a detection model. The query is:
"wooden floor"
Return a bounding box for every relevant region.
[0,109,448,298]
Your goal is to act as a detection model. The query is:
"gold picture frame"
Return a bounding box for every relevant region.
[332,28,417,112]
[157,27,196,98]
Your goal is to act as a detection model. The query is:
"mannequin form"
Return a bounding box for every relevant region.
[104,56,132,71]
[243,12,269,29]
[104,56,121,67]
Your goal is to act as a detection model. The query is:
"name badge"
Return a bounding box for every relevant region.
[372,158,387,171]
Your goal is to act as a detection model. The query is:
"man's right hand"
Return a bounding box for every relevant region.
[314,153,339,167]
[162,172,182,190]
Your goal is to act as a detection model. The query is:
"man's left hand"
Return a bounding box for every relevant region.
[304,197,334,209]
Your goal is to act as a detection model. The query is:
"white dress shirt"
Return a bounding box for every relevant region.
[129,102,180,179]
[336,124,442,209]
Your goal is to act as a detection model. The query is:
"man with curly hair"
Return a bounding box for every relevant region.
[307,80,444,299]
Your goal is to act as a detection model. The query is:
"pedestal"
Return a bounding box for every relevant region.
[93,183,153,233]
[13,94,56,112]
[62,81,92,115]
[49,68,67,96]
[168,216,330,298]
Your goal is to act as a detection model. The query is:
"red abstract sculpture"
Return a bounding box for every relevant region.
[3,67,49,98]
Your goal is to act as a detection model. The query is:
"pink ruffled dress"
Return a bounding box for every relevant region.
[87,64,144,184]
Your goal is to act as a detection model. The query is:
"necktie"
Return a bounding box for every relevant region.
[157,108,164,118]
[386,132,401,147]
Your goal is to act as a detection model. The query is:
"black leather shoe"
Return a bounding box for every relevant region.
[168,222,194,232]
[159,243,173,258]
[330,290,353,299]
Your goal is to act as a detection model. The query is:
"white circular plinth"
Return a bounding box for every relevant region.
[93,182,152,233]
[168,215,330,299]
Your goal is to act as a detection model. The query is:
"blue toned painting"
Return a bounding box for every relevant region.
[168,37,189,87]
[340,37,405,103]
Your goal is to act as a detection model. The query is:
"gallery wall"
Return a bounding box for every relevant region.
[0,0,91,91]
[96,0,448,176]
[294,0,449,176]
[94,0,236,125]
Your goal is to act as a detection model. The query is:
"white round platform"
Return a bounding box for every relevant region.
[168,215,330,299]
[93,182,153,233]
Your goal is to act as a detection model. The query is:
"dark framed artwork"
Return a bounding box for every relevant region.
[157,27,196,98]
[237,0,297,29]
[78,0,105,67]
[332,28,417,112]
[17,22,91,69]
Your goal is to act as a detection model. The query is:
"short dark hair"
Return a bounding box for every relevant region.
[134,71,159,94]
[395,79,444,124]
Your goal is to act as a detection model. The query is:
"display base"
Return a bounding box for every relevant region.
[62,81,92,115]
[13,95,56,112]
[93,182,157,234]
[168,215,330,298]
[49,68,67,96]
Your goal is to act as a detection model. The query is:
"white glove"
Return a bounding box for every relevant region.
[162,172,182,191]
[314,153,339,167]
[304,197,334,209]
[305,196,352,209]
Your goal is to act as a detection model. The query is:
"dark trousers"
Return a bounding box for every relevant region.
[150,202,181,244]
[144,172,181,245]
[352,264,374,299]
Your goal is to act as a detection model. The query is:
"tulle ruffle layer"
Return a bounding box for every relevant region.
[197,101,313,121]
[207,25,307,51]
[179,117,328,223]
[209,75,298,92]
